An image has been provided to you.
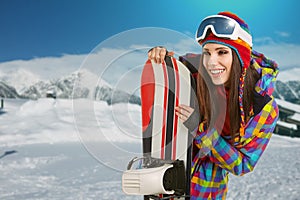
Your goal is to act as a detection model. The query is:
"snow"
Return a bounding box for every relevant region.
[289,113,300,124]
[277,67,300,82]
[0,99,300,200]
[277,120,298,130]
[276,98,300,114]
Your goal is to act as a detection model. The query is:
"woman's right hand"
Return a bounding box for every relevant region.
[147,46,174,64]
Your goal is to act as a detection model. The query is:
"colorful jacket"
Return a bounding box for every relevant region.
[181,50,279,199]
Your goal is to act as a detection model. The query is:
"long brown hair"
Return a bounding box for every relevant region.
[196,50,260,139]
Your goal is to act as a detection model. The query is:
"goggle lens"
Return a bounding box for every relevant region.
[196,17,236,39]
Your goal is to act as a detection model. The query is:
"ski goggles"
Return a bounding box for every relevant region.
[196,15,252,47]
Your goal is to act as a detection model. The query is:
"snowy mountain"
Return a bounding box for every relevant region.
[94,85,141,105]
[0,81,21,98]
[19,71,90,99]
[274,80,300,104]
[0,70,141,105]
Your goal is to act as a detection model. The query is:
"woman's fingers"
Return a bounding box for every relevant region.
[159,48,167,63]
[148,46,167,63]
[175,111,188,121]
[175,104,200,131]
[154,47,166,63]
[179,104,194,113]
[148,46,175,64]
[175,105,194,122]
[176,105,194,116]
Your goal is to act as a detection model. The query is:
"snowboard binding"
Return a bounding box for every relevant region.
[122,156,186,197]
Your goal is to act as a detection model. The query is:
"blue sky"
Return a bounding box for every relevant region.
[1,0,300,62]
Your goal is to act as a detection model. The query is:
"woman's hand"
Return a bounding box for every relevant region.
[175,104,194,121]
[175,104,200,132]
[147,46,174,64]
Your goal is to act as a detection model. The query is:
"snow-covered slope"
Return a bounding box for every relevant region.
[0,99,299,200]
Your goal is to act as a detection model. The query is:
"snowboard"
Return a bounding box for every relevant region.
[141,56,196,200]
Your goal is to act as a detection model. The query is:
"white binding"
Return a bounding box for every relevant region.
[122,164,174,195]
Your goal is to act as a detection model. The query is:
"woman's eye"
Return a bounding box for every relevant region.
[218,50,228,55]
[203,51,210,55]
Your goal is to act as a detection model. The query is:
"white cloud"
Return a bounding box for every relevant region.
[0,38,199,94]
[0,47,153,97]
[0,37,299,92]
[0,54,86,80]
[254,41,300,69]
[276,67,300,82]
[252,39,300,81]
[275,31,290,38]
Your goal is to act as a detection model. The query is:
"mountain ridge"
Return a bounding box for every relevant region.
[0,69,141,105]
[1,69,299,106]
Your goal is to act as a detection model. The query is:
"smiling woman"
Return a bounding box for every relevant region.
[148,11,279,199]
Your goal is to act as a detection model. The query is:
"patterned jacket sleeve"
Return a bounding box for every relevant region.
[193,97,279,176]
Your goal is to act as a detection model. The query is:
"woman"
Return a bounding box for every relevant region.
[148,11,279,199]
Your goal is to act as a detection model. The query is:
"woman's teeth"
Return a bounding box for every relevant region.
[210,69,225,75]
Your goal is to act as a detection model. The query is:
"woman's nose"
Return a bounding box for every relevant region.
[207,54,218,67]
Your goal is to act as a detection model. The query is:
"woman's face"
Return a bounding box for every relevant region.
[202,43,233,85]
